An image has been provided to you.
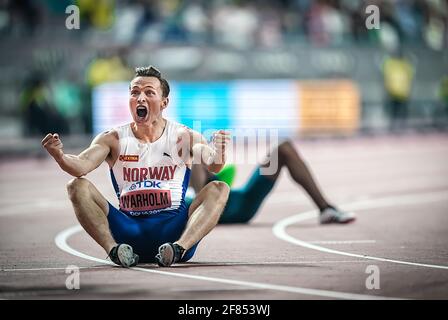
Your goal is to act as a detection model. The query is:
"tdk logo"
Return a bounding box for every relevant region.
[133,181,162,189]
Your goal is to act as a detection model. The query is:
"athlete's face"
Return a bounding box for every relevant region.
[129,76,168,124]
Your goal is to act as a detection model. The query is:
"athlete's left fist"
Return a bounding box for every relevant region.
[211,130,231,159]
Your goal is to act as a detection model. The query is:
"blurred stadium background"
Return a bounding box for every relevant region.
[0,0,447,157]
[1,1,448,301]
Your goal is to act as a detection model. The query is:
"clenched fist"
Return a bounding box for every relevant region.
[211,130,231,154]
[190,130,231,166]
[41,133,64,162]
[210,130,231,164]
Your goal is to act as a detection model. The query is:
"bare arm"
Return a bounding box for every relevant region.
[41,132,115,177]
[190,130,230,174]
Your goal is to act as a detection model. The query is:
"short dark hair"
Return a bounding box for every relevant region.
[134,66,170,97]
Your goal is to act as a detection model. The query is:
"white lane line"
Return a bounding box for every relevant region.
[55,225,403,300]
[1,261,369,272]
[308,240,377,245]
[1,266,110,272]
[55,225,114,265]
[181,260,368,265]
[171,287,263,292]
[273,190,448,270]
[267,188,448,205]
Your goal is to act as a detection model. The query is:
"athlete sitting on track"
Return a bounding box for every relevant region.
[187,141,356,224]
[41,66,230,268]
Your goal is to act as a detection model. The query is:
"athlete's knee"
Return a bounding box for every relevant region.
[209,180,230,195]
[66,177,91,200]
[206,180,230,203]
[278,140,294,155]
[260,141,295,174]
[278,140,299,160]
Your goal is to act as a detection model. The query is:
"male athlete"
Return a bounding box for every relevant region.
[187,141,356,224]
[42,66,230,268]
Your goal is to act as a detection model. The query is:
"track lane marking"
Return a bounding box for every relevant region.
[308,240,377,244]
[273,190,448,270]
[1,260,372,272]
[1,266,110,272]
[55,225,403,300]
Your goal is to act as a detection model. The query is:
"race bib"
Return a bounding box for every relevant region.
[120,180,172,212]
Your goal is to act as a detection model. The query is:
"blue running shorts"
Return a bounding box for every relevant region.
[107,203,198,263]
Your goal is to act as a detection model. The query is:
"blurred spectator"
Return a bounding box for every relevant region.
[111,1,148,45]
[52,74,84,134]
[83,48,133,133]
[1,0,446,139]
[20,72,69,137]
[77,0,115,30]
[382,49,415,132]
[85,48,133,87]
[433,75,448,129]
[306,0,350,46]
[212,1,258,49]
[256,3,283,48]
[7,0,41,37]
[181,0,209,44]
[394,0,420,42]
[133,0,163,44]
[440,76,448,112]
[307,0,328,45]
[2,0,446,49]
[43,0,74,15]
[422,0,447,51]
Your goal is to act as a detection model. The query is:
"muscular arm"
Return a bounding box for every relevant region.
[42,131,116,177]
[190,130,228,174]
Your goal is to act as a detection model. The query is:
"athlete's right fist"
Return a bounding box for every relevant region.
[41,133,64,161]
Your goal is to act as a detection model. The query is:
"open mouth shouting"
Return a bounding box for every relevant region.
[136,105,148,121]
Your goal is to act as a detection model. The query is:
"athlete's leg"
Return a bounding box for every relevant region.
[219,140,331,224]
[189,140,330,224]
[269,140,330,211]
[219,169,275,223]
[66,178,117,254]
[189,163,213,193]
[176,181,229,250]
[267,140,355,223]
